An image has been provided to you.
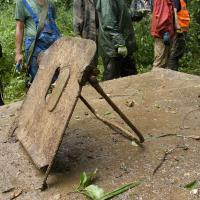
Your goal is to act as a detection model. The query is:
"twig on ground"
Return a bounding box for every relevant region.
[153,145,189,175]
[156,133,200,141]
[156,133,177,138]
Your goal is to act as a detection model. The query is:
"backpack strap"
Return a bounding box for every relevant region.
[22,0,39,27]
[22,0,49,68]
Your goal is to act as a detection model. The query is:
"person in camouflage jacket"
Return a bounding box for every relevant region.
[96,0,138,81]
[73,0,98,41]
[73,0,98,66]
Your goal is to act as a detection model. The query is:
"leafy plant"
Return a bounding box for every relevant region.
[77,169,98,192]
[76,169,143,200]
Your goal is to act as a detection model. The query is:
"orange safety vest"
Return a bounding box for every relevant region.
[177,0,190,32]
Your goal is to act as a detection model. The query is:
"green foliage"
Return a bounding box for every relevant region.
[55,5,74,36]
[77,169,98,192]
[134,15,154,73]
[0,4,22,103]
[184,180,198,190]
[0,1,200,103]
[179,0,200,75]
[76,170,142,200]
[0,2,74,103]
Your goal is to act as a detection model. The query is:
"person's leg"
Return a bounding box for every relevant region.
[0,80,4,106]
[120,55,138,77]
[0,95,3,106]
[153,38,170,69]
[168,32,186,71]
[90,50,98,68]
[103,57,120,81]
[28,55,39,83]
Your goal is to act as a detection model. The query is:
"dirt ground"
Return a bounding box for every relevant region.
[0,68,200,200]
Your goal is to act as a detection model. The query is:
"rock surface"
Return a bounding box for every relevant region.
[0,69,200,200]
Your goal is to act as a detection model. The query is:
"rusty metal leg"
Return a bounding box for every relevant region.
[80,95,143,147]
[89,76,144,143]
[41,168,50,191]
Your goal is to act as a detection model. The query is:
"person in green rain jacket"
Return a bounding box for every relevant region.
[73,0,98,67]
[96,0,138,80]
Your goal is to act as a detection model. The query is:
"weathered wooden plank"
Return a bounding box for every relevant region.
[15,37,96,168]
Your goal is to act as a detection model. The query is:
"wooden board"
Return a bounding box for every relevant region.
[15,37,96,169]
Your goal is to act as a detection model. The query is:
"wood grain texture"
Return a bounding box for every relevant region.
[16,37,96,168]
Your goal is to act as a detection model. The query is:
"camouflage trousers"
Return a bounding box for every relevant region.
[103,55,138,81]
[168,32,187,71]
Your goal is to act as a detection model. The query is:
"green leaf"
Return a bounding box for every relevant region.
[82,185,105,200]
[76,169,98,192]
[184,180,198,190]
[78,179,143,200]
[104,111,112,116]
[101,181,143,200]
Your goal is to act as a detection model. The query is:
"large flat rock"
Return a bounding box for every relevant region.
[0,69,200,200]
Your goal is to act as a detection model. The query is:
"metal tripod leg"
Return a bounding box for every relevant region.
[89,76,145,143]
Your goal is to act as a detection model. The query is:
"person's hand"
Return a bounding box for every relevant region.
[163,32,170,45]
[15,52,23,65]
[118,46,128,57]
[15,53,23,73]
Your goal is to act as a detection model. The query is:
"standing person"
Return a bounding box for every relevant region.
[0,44,4,106]
[73,0,98,67]
[151,0,175,69]
[0,80,3,106]
[15,0,60,85]
[168,0,190,71]
[96,0,137,81]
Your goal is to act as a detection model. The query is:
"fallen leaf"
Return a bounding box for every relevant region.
[131,141,139,147]
[126,100,135,108]
[10,189,23,200]
[104,111,112,116]
[184,180,198,190]
[188,135,200,140]
[170,111,177,114]
[75,116,81,120]
[182,126,190,130]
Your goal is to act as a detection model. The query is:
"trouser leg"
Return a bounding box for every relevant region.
[0,95,3,106]
[0,80,4,106]
[168,32,187,71]
[90,50,98,68]
[153,38,170,69]
[120,55,138,77]
[103,57,121,81]
[28,55,39,83]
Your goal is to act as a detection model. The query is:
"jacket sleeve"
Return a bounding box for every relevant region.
[73,0,84,36]
[15,0,25,21]
[154,0,171,34]
[100,0,125,48]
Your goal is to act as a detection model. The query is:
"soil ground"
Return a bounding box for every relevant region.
[0,69,200,200]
